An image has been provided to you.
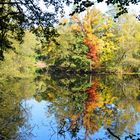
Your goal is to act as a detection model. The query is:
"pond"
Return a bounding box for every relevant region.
[0,73,140,140]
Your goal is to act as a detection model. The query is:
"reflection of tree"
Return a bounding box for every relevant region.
[37,73,140,139]
[69,78,117,139]
[83,80,101,137]
[38,74,115,139]
[105,76,140,138]
[0,79,35,139]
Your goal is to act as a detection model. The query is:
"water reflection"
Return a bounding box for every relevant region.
[0,79,36,139]
[0,74,140,139]
[34,73,140,139]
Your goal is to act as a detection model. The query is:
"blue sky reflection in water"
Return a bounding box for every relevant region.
[22,99,108,140]
[22,99,75,140]
[22,96,140,140]
[1,74,140,140]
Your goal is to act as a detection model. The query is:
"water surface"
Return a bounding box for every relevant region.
[0,74,140,140]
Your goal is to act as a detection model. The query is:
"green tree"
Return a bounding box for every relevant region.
[0,31,40,79]
[42,20,91,70]
[116,14,140,73]
[0,0,71,60]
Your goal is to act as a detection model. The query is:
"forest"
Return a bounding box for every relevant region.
[1,8,140,78]
[0,0,140,140]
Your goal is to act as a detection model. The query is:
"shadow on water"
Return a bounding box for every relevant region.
[0,73,140,139]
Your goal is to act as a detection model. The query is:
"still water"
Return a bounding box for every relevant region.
[0,73,140,140]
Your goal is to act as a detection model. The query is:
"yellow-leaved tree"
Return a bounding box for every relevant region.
[0,31,40,79]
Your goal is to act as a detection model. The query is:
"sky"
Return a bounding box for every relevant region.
[39,0,140,17]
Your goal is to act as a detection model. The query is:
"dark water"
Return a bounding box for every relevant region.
[0,73,140,140]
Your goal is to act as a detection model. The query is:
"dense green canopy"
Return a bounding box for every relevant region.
[1,0,140,60]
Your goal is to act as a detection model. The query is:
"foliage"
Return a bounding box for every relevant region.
[70,9,119,69]
[42,21,91,70]
[116,14,140,73]
[70,0,140,18]
[44,9,119,71]
[1,0,139,60]
[0,31,40,79]
[0,2,140,139]
[42,8,140,73]
[71,9,100,68]
[0,0,72,60]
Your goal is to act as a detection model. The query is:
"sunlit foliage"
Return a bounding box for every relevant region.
[42,8,140,73]
[0,31,40,79]
[116,14,140,73]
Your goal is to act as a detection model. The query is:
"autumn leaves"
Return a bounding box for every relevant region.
[70,9,100,68]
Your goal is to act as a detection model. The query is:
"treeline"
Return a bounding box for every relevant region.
[42,9,140,74]
[0,8,140,79]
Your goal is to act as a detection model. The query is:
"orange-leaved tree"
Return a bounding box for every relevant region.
[70,8,119,70]
[70,9,102,69]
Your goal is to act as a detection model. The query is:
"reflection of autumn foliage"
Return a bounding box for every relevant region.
[85,80,101,112]
[83,80,103,136]
[69,79,103,137]
[67,79,117,139]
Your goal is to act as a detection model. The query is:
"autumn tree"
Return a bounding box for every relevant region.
[1,0,139,60]
[70,8,119,70]
[116,14,140,73]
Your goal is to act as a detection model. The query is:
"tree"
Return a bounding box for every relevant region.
[1,0,139,60]
[0,0,71,60]
[70,0,140,17]
[69,8,119,69]
[0,31,39,79]
[116,14,140,73]
[41,19,91,70]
